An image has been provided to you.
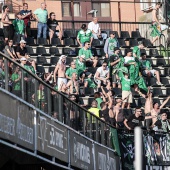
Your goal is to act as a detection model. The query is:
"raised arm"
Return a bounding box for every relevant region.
[160,96,170,109]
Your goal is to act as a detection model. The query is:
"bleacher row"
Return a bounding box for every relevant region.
[1,28,170,112]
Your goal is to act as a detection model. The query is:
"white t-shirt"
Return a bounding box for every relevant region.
[94,66,109,79]
[88,21,100,34]
[124,56,135,64]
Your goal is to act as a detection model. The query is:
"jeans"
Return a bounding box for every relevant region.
[92,33,107,39]
[37,22,47,38]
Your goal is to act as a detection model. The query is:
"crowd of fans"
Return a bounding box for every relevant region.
[0,2,169,133]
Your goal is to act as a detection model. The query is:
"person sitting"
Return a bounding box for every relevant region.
[77,24,93,47]
[94,61,110,90]
[104,32,119,58]
[4,40,17,60]
[78,41,98,67]
[140,53,162,86]
[16,40,29,59]
[66,72,79,95]
[65,61,77,80]
[13,13,26,44]
[47,12,62,43]
[88,17,107,41]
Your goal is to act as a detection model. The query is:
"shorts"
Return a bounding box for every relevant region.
[122,91,132,103]
[142,69,156,77]
[112,74,120,84]
[94,78,110,86]
[3,25,14,40]
[58,77,67,90]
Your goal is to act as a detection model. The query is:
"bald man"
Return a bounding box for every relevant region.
[34,2,48,38]
[88,17,107,41]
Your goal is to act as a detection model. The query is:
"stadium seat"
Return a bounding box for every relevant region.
[26,46,37,56]
[25,37,36,46]
[84,88,95,97]
[131,88,140,97]
[113,88,122,97]
[120,31,132,40]
[36,47,51,56]
[138,97,146,107]
[149,49,163,58]
[37,56,51,66]
[91,39,103,47]
[109,31,119,38]
[160,77,170,87]
[63,30,75,38]
[48,66,55,73]
[131,31,144,41]
[36,65,45,74]
[87,67,97,75]
[166,88,170,96]
[75,48,80,55]
[117,38,129,48]
[129,39,138,47]
[51,38,64,47]
[152,98,161,105]
[50,56,59,65]
[66,57,73,65]
[49,47,60,56]
[64,38,78,47]
[0,28,4,36]
[37,38,49,46]
[143,39,155,48]
[62,48,76,56]
[152,88,167,97]
[157,58,166,66]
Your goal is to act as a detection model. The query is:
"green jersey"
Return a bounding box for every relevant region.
[11,73,20,90]
[119,71,131,91]
[65,67,77,78]
[96,97,103,110]
[140,60,152,70]
[75,58,86,76]
[78,48,93,60]
[77,29,92,43]
[24,65,36,74]
[133,46,140,59]
[13,19,25,34]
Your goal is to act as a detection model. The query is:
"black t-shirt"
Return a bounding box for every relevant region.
[110,54,119,69]
[99,108,110,123]
[47,19,59,32]
[16,46,27,56]
[126,114,144,129]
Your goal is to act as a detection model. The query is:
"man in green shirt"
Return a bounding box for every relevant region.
[13,13,25,44]
[133,41,144,59]
[11,66,21,97]
[65,61,78,79]
[34,2,48,38]
[77,24,93,47]
[78,41,98,67]
[140,53,162,86]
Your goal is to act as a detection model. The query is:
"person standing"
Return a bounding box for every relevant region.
[34,2,48,39]
[1,5,14,43]
[47,12,62,43]
[19,3,32,37]
[133,41,144,59]
[104,32,119,58]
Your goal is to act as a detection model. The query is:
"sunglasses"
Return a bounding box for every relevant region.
[103,65,107,67]
[52,15,56,16]
[87,44,90,45]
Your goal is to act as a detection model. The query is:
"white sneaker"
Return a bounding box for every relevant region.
[156,81,163,85]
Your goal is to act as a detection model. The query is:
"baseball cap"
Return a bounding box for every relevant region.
[20,57,27,61]
[20,40,26,44]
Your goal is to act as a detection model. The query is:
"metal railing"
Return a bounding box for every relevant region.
[0,51,115,149]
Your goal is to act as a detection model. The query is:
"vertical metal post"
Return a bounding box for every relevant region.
[47,88,51,115]
[95,118,99,142]
[118,2,121,34]
[34,79,38,108]
[101,122,105,145]
[21,70,25,100]
[134,127,143,170]
[34,110,37,154]
[71,0,75,33]
[68,129,71,168]
[4,58,8,91]
[58,94,63,122]
[83,110,86,136]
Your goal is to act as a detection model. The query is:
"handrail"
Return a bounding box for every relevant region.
[0,51,116,130]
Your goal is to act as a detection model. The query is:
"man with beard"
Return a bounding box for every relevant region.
[53,55,67,91]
